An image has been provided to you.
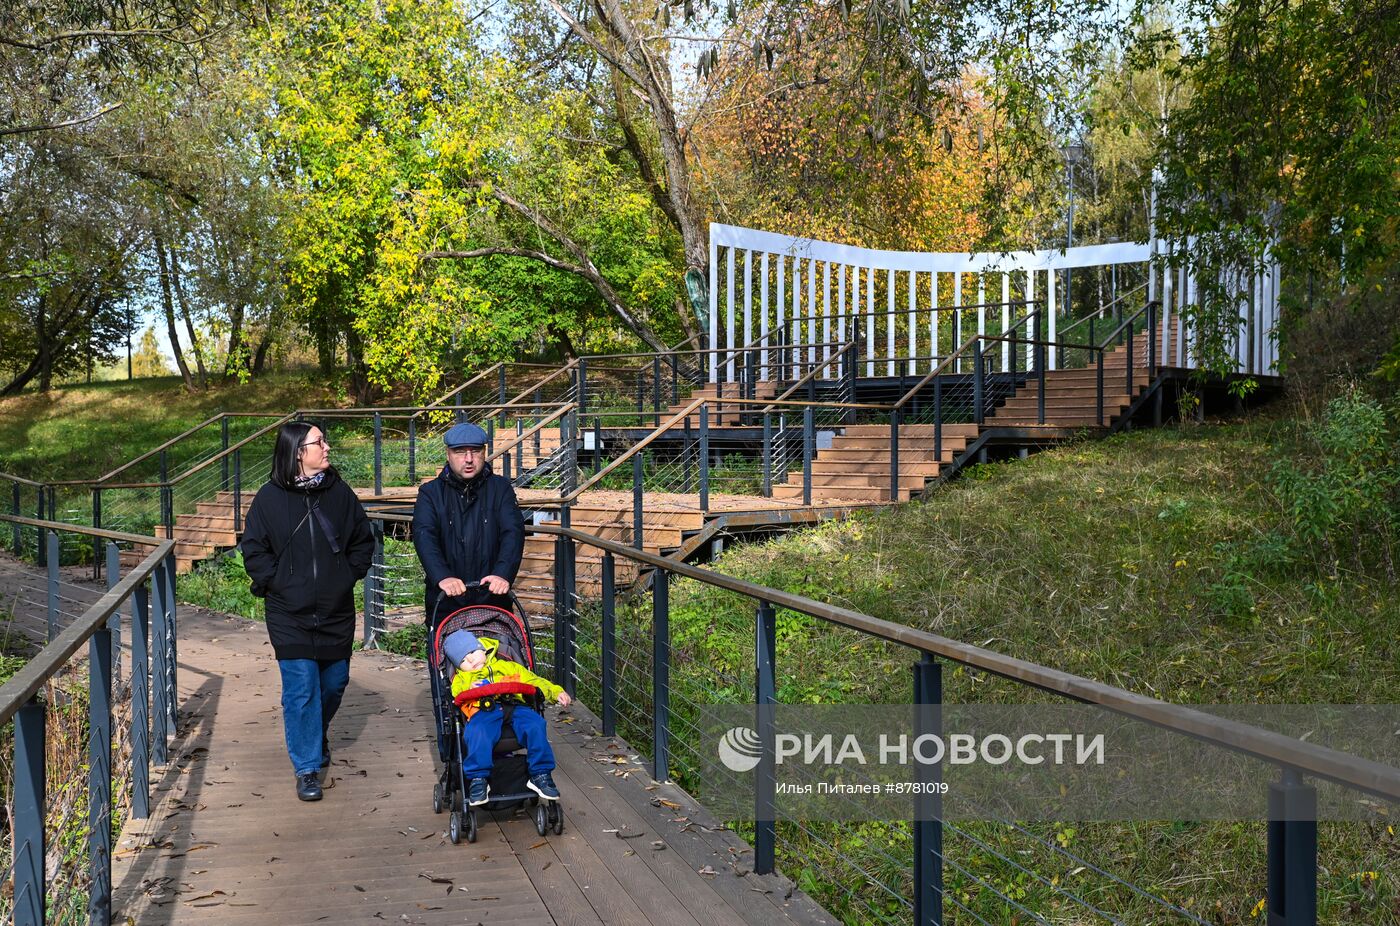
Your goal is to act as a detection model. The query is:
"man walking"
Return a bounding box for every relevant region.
[412,422,526,629]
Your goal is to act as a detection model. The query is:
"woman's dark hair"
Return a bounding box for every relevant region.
[270,420,324,487]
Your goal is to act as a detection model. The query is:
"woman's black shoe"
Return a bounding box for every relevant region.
[296,772,324,802]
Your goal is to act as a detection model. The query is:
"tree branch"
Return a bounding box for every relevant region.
[538,0,649,89]
[0,103,124,138]
[0,28,179,51]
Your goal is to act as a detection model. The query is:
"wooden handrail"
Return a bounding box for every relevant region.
[0,513,165,546]
[487,403,574,467]
[101,413,295,490]
[0,471,45,489]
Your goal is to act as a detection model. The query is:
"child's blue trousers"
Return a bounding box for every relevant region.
[461,703,555,780]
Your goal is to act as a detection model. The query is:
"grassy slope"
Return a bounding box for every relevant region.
[676,411,1397,707]
[650,409,1399,923]
[0,372,346,482]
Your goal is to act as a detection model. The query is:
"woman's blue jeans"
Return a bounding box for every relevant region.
[278,658,349,776]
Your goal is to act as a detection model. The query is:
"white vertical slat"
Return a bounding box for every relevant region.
[1026,270,1036,371]
[866,265,875,377]
[1001,274,1010,371]
[977,274,986,344]
[1046,267,1057,370]
[886,267,896,375]
[907,270,917,373]
[760,251,770,381]
[822,261,832,374]
[743,249,753,362]
[792,258,802,377]
[929,272,940,374]
[725,246,736,381]
[953,272,963,372]
[1179,256,1190,368]
[1159,264,1171,369]
[776,255,787,380]
[708,237,718,382]
[837,263,847,380]
[807,259,817,370]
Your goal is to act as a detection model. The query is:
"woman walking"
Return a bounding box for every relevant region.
[241,421,375,801]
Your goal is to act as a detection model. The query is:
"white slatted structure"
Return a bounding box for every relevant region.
[707,223,1281,384]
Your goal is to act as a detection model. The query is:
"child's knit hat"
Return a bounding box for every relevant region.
[443,630,483,668]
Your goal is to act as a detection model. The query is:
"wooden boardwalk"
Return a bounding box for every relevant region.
[110,606,836,926]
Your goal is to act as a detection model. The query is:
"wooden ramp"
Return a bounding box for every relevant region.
[111,607,835,926]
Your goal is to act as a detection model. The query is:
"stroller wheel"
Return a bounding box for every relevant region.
[549,804,564,835]
[449,810,462,845]
[466,810,479,843]
[534,803,548,836]
[432,782,444,814]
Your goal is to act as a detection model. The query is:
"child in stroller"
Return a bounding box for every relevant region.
[430,597,569,844]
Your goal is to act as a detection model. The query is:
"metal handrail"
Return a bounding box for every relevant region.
[762,340,859,412]
[0,470,45,488]
[0,518,172,725]
[530,521,1400,804]
[891,311,1040,412]
[101,413,295,490]
[564,397,707,501]
[1057,282,1149,339]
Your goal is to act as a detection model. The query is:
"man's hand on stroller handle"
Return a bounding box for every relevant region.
[437,575,511,596]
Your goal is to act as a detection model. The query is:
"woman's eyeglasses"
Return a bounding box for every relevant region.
[300,437,329,449]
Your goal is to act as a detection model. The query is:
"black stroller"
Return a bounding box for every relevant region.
[429,592,565,844]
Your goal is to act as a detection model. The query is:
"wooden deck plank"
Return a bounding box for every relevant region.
[110,603,831,926]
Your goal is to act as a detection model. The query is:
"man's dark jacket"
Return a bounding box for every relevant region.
[240,467,374,661]
[412,463,525,626]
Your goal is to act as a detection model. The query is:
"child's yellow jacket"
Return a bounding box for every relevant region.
[449,635,564,708]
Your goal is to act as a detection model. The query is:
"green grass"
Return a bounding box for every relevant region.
[0,372,348,483]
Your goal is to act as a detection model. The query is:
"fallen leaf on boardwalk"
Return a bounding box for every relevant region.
[613,831,645,840]
[651,798,681,810]
[182,890,228,905]
[650,841,666,850]
[697,866,717,877]
[353,885,366,892]
[414,904,442,911]
[528,840,547,849]
[623,850,636,857]
[418,873,452,885]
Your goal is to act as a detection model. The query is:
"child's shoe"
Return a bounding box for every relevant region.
[468,778,490,806]
[527,772,560,801]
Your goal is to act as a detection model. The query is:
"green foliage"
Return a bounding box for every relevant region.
[1268,389,1400,573]
[181,551,265,621]
[374,622,428,660]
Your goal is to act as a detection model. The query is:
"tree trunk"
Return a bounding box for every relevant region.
[252,326,273,375]
[169,246,207,387]
[225,301,246,380]
[344,326,377,405]
[36,290,51,392]
[154,235,196,392]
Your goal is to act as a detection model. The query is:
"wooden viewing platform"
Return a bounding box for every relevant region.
[110,606,836,925]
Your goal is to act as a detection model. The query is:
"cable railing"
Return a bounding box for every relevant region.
[509,519,1398,926]
[0,516,174,925]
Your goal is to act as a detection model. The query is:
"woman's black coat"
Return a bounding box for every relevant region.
[240,467,375,661]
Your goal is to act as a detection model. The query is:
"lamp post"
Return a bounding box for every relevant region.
[1061,142,1085,320]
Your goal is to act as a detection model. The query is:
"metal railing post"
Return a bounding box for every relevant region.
[754,600,777,875]
[106,542,122,682]
[151,560,170,765]
[89,617,114,925]
[552,535,566,675]
[160,482,173,540]
[844,344,857,425]
[35,487,46,567]
[165,549,178,735]
[1267,769,1318,926]
[13,698,45,926]
[233,449,243,534]
[11,482,20,554]
[653,355,662,427]
[889,409,901,502]
[699,405,710,512]
[47,529,59,641]
[593,418,603,476]
[762,413,773,497]
[802,406,814,506]
[652,567,670,782]
[1097,347,1105,427]
[221,417,230,490]
[1037,341,1047,425]
[934,379,943,463]
[972,341,985,425]
[1126,313,1135,397]
[498,365,507,404]
[578,358,588,415]
[635,371,644,420]
[633,454,645,550]
[373,412,383,494]
[408,416,417,483]
[601,551,616,736]
[914,653,944,926]
[364,520,383,645]
[131,579,151,818]
[92,487,102,581]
